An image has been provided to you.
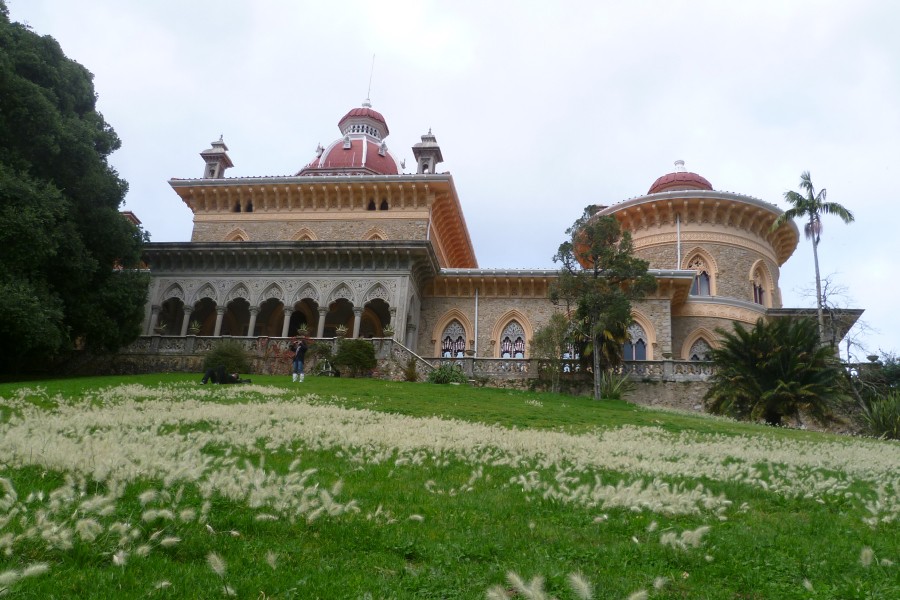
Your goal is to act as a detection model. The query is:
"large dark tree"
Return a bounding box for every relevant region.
[551,207,656,400]
[705,318,845,426]
[0,2,148,372]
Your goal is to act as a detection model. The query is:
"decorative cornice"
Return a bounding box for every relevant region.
[598,191,799,265]
[143,241,441,289]
[169,173,478,270]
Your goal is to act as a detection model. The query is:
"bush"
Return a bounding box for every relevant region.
[202,340,251,374]
[403,357,419,382]
[860,391,900,440]
[599,370,634,400]
[427,364,468,385]
[332,339,377,378]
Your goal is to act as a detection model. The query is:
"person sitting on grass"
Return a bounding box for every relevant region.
[200,365,251,384]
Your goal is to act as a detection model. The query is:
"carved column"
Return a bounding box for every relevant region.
[247,307,259,337]
[148,305,161,335]
[352,307,363,338]
[214,306,226,337]
[180,306,194,336]
[281,307,293,337]
[317,307,328,338]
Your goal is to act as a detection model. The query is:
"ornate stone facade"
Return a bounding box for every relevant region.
[137,111,861,377]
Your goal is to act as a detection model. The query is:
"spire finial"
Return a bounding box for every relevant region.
[365,54,376,106]
[674,159,686,172]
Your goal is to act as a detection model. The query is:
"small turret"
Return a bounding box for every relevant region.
[412,129,443,174]
[200,136,234,179]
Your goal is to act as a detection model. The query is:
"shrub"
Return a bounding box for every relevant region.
[332,339,376,378]
[860,391,900,440]
[202,340,251,374]
[403,357,419,382]
[427,364,468,385]
[705,318,844,426]
[599,370,634,400]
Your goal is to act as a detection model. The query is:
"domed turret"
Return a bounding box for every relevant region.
[298,100,401,176]
[648,160,712,194]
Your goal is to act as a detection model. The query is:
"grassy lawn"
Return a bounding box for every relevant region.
[0,374,897,599]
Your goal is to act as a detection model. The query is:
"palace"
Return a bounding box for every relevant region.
[140,101,857,371]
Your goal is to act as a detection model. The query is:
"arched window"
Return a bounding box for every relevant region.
[622,323,648,361]
[441,320,466,358]
[751,266,767,306]
[380,199,389,211]
[689,339,712,361]
[500,321,526,358]
[367,200,376,211]
[688,255,712,296]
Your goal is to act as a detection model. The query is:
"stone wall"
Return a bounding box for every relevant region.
[418,295,563,357]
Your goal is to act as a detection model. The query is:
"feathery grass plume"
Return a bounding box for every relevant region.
[154,580,172,590]
[408,514,424,522]
[160,537,181,548]
[112,550,127,566]
[568,571,593,599]
[138,489,158,505]
[255,513,278,521]
[179,508,197,522]
[223,584,236,596]
[21,563,49,579]
[626,591,648,600]
[0,569,20,588]
[646,521,658,532]
[135,545,151,557]
[880,558,894,567]
[506,571,528,595]
[75,518,103,542]
[486,585,510,599]
[653,577,667,590]
[207,552,226,577]
[860,546,874,568]
[802,579,813,591]
[265,551,278,570]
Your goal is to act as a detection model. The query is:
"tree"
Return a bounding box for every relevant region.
[705,318,845,426]
[0,3,148,372]
[530,313,571,394]
[550,207,656,400]
[771,172,854,342]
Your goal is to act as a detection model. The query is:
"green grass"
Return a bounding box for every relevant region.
[1,374,897,599]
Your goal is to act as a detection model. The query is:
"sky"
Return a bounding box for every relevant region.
[9,0,900,359]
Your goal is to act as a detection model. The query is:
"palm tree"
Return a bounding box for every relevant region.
[771,172,854,341]
[705,318,845,426]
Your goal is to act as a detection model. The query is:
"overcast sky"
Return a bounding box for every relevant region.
[10,0,899,358]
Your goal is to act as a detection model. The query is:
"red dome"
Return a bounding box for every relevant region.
[299,138,399,176]
[648,162,712,194]
[339,107,389,137]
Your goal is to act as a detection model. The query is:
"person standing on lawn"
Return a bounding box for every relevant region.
[291,336,309,382]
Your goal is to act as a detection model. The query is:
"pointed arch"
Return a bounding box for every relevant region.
[680,327,719,361]
[627,310,657,360]
[432,309,474,357]
[363,282,391,305]
[328,282,355,305]
[749,259,775,308]
[225,282,251,304]
[490,310,534,358]
[682,246,718,296]
[294,228,317,241]
[258,282,285,306]
[160,283,185,303]
[225,228,249,242]
[363,226,388,241]
[294,282,321,305]
[191,283,218,305]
